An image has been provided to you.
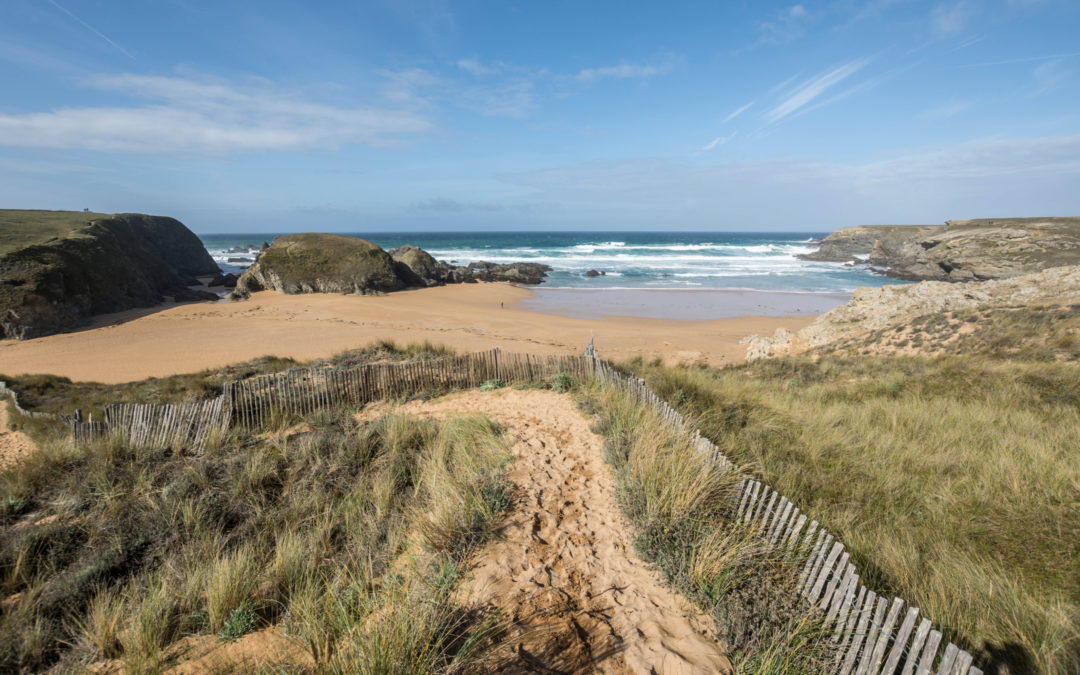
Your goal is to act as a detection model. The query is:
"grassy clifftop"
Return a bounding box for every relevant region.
[0,210,110,256]
[0,210,218,339]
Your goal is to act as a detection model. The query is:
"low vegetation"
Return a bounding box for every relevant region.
[821,303,1080,361]
[580,381,834,674]
[0,210,109,256]
[1,339,454,422]
[0,400,513,671]
[622,348,1080,674]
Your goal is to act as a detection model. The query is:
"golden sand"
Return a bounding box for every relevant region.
[0,283,814,383]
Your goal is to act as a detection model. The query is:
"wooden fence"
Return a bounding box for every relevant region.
[588,355,983,675]
[3,345,983,673]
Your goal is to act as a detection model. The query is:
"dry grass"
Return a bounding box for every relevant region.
[581,382,835,674]
[624,352,1080,674]
[0,399,512,672]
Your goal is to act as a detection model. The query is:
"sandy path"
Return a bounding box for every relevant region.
[0,398,35,470]
[383,389,732,674]
[0,284,813,383]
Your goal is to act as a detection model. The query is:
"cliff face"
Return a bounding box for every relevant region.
[800,218,1080,281]
[798,225,942,262]
[0,212,218,340]
[742,266,1080,360]
[231,234,552,298]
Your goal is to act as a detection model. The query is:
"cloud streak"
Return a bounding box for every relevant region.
[723,101,754,123]
[575,60,672,81]
[0,73,431,154]
[47,0,134,59]
[765,57,871,122]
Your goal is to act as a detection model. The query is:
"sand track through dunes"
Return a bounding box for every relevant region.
[373,390,732,674]
[0,399,34,470]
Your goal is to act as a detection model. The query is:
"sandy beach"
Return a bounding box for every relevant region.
[0,283,816,384]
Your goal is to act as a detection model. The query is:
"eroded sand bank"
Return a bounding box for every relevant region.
[0,283,815,383]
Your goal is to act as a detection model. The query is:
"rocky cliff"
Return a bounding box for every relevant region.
[743,266,1080,360]
[800,218,1080,281]
[0,211,218,340]
[231,234,551,299]
[798,225,942,262]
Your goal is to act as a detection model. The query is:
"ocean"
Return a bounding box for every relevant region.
[200,231,899,295]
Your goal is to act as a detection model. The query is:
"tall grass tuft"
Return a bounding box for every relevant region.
[583,381,836,674]
[624,354,1080,674]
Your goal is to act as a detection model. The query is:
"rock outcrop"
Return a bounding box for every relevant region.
[233,233,404,297]
[0,211,218,340]
[801,218,1080,281]
[798,225,942,262]
[743,266,1080,359]
[231,234,551,299]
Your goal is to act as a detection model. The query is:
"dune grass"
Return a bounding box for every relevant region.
[580,381,835,674]
[0,401,512,672]
[0,338,456,421]
[621,353,1080,674]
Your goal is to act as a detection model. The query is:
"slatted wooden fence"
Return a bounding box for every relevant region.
[4,345,985,673]
[588,353,982,675]
[226,349,593,430]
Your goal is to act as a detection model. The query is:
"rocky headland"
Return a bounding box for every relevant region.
[230,233,551,299]
[0,210,218,340]
[743,265,1080,360]
[801,217,1080,281]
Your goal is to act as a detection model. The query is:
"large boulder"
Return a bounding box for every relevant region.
[232,233,404,297]
[390,245,444,287]
[0,210,219,340]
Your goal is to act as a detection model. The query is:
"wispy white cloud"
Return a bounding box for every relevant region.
[757,4,813,45]
[456,58,503,76]
[46,0,134,59]
[503,134,1080,227]
[575,60,673,81]
[410,197,505,212]
[765,57,872,122]
[920,97,972,118]
[379,66,535,118]
[931,1,978,37]
[700,132,737,152]
[1032,57,1073,94]
[919,99,971,119]
[723,101,754,123]
[0,73,431,154]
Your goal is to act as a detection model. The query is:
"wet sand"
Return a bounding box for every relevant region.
[523,288,851,320]
[0,283,816,384]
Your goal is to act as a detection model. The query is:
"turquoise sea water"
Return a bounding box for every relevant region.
[200,231,900,294]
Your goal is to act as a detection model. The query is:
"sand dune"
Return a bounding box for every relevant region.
[0,284,813,384]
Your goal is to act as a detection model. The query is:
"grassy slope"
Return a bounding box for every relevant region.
[0,399,512,672]
[0,339,454,422]
[0,210,110,256]
[624,312,1080,674]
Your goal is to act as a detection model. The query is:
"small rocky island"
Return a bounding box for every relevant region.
[229,233,551,299]
[801,217,1080,281]
[0,210,218,340]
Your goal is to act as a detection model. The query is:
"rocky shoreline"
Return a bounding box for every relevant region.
[228,234,551,299]
[800,217,1080,282]
[743,265,1080,359]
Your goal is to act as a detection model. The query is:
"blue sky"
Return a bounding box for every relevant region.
[0,0,1077,232]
